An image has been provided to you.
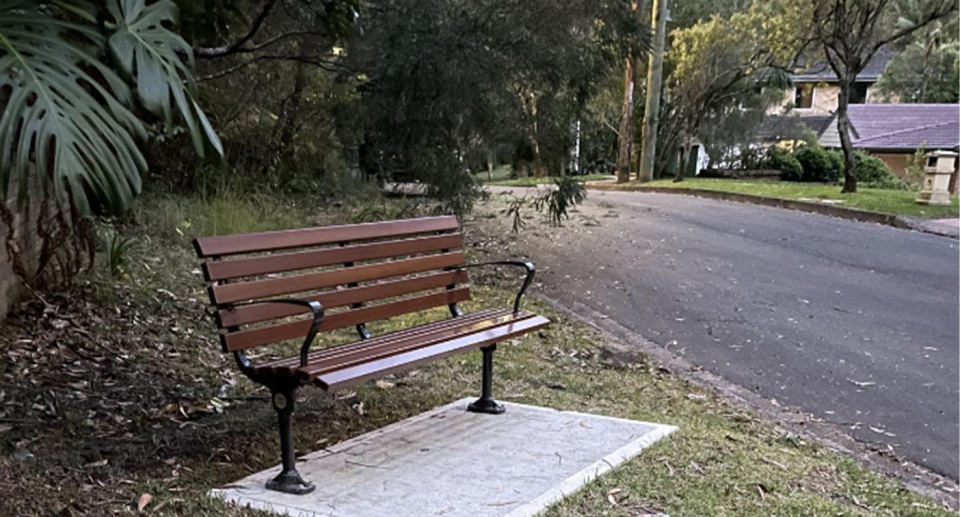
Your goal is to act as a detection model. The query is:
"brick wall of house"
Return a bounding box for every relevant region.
[769,83,892,116]
[874,153,910,175]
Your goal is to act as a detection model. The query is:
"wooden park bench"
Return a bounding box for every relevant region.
[194,216,550,495]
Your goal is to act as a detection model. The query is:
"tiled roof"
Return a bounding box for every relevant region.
[848,104,960,150]
[756,115,833,141]
[792,49,895,82]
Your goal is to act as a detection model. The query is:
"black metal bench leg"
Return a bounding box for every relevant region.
[266,386,316,495]
[468,344,506,414]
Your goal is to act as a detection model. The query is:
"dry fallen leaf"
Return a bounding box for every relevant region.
[137,493,152,512]
[375,380,394,390]
[605,489,622,506]
[756,483,767,500]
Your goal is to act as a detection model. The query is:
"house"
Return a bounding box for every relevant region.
[755,114,833,147]
[769,49,897,116]
[818,103,960,189]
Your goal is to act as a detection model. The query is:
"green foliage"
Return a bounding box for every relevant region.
[665,9,796,174]
[763,146,804,181]
[108,0,222,157]
[875,35,959,102]
[536,176,588,226]
[427,170,485,221]
[0,0,220,216]
[350,199,425,224]
[106,231,135,278]
[794,145,843,182]
[353,0,628,197]
[140,193,306,243]
[502,176,588,231]
[904,146,928,186]
[853,151,909,190]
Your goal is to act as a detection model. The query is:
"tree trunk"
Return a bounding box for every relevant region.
[519,91,547,178]
[275,39,317,165]
[638,0,667,183]
[837,76,858,193]
[616,47,636,183]
[487,150,494,181]
[675,133,693,182]
[919,33,935,102]
[571,118,581,175]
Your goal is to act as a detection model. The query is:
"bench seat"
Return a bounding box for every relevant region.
[255,309,549,390]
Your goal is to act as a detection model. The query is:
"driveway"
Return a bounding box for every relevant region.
[482,186,959,479]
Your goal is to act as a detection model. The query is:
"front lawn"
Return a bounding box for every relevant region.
[602,178,959,219]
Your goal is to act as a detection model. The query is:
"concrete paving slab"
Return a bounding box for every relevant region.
[212,398,676,517]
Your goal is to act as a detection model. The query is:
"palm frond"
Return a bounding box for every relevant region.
[0,1,148,215]
[107,0,223,157]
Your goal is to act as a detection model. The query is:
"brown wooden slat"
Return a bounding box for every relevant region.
[210,252,465,304]
[258,310,508,374]
[259,310,516,376]
[203,234,463,281]
[194,216,459,257]
[218,270,470,328]
[222,288,472,351]
[297,312,538,378]
[312,316,551,390]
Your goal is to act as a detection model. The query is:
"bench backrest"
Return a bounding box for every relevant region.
[194,216,469,352]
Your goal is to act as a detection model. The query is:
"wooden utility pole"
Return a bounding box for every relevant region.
[638,0,667,183]
[615,1,641,183]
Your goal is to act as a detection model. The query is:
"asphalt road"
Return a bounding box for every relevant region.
[486,187,959,478]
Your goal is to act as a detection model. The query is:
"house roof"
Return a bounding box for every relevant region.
[841,104,960,151]
[792,49,895,83]
[756,115,833,141]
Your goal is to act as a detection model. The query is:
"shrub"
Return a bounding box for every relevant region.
[763,146,803,181]
[794,145,843,182]
[852,151,909,190]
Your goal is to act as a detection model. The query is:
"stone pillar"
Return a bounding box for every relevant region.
[916,150,958,206]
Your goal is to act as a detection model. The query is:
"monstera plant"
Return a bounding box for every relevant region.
[0,0,221,216]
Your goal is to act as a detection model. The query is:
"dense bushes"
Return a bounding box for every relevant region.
[794,146,843,182]
[853,151,909,190]
[762,146,803,181]
[762,145,905,189]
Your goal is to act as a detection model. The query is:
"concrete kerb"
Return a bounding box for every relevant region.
[586,184,959,239]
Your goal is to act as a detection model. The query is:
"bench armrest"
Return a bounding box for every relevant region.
[455,261,536,314]
[226,299,324,368]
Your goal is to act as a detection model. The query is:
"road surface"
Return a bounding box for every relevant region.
[484,187,959,478]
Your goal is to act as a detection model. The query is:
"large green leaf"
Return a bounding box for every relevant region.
[0,1,148,215]
[107,0,223,157]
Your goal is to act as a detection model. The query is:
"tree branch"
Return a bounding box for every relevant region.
[870,0,957,56]
[197,54,351,82]
[194,0,281,59]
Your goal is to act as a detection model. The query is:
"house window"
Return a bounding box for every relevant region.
[794,84,814,109]
[850,82,869,104]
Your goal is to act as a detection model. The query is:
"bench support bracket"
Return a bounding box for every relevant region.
[266,385,316,495]
[468,345,505,414]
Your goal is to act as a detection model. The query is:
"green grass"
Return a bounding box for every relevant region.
[601,178,959,219]
[0,191,952,516]
[474,164,515,182]
[486,173,614,187]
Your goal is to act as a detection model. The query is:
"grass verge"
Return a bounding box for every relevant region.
[0,192,953,516]
[600,178,959,219]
